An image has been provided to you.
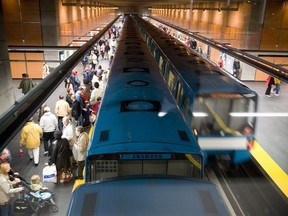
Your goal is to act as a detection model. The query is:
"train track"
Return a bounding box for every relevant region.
[206,158,288,216]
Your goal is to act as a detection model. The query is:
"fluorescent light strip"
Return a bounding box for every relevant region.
[193,112,208,117]
[230,112,288,117]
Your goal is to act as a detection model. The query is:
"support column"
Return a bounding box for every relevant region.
[0,3,16,115]
[40,0,59,69]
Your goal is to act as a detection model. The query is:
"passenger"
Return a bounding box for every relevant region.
[20,118,43,166]
[38,103,47,122]
[0,163,24,216]
[55,95,71,131]
[102,69,109,88]
[49,131,73,183]
[66,88,73,108]
[62,116,77,167]
[265,76,275,97]
[42,62,50,79]
[70,71,81,93]
[73,91,83,126]
[109,55,114,68]
[88,50,98,70]
[90,82,103,104]
[104,42,111,60]
[273,78,281,96]
[0,149,20,181]
[18,73,35,95]
[217,55,224,69]
[96,65,104,77]
[97,76,104,91]
[64,77,74,94]
[30,175,49,191]
[40,106,58,156]
[196,45,203,55]
[62,116,76,149]
[83,66,93,85]
[233,59,241,78]
[189,39,197,50]
[74,126,89,180]
[90,96,101,122]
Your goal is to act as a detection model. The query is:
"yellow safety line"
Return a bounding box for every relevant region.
[72,125,94,192]
[250,141,288,198]
[185,154,202,170]
[203,99,239,136]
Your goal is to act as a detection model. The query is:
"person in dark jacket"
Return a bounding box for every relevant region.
[18,73,35,94]
[71,94,82,126]
[49,131,73,183]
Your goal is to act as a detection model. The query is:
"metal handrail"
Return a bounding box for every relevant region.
[0,15,120,151]
[148,16,288,83]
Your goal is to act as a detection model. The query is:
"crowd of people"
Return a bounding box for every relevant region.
[1,24,121,215]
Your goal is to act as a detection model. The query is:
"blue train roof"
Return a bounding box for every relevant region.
[88,20,201,157]
[67,176,229,216]
[137,19,257,96]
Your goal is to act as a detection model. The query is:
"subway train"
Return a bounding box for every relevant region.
[67,15,230,216]
[135,16,258,165]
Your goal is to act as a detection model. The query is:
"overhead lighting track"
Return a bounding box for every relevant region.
[149,7,239,12]
[61,0,118,9]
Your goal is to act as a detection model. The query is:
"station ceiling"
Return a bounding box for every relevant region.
[62,0,250,8]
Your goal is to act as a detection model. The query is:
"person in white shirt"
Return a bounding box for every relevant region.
[39,107,58,156]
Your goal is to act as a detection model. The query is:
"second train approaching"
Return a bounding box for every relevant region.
[135,16,258,165]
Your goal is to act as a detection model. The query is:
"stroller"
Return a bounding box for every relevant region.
[14,180,58,216]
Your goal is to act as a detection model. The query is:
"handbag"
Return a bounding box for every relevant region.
[42,164,57,183]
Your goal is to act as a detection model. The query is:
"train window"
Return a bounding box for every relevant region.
[192,95,256,136]
[159,56,164,71]
[176,84,184,105]
[167,71,176,94]
[86,153,202,182]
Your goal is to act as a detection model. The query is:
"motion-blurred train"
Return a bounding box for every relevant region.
[67,15,230,216]
[135,16,258,165]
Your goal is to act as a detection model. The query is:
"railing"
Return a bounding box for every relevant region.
[148,15,288,83]
[0,15,121,151]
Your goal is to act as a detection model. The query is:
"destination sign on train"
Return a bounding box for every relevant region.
[120,154,172,160]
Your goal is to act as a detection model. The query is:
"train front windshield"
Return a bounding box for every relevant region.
[86,153,202,182]
[192,93,257,136]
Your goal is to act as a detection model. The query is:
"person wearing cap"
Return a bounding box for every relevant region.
[20,118,43,166]
[39,107,58,156]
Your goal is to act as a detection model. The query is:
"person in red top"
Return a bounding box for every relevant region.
[217,55,224,68]
[90,97,101,116]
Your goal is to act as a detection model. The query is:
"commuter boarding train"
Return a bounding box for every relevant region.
[135,16,258,165]
[67,15,230,216]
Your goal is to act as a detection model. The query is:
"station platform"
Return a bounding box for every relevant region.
[243,81,288,197]
[5,65,288,215]
[7,57,110,215]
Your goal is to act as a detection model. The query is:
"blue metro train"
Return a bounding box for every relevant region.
[67,15,230,216]
[135,16,258,165]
